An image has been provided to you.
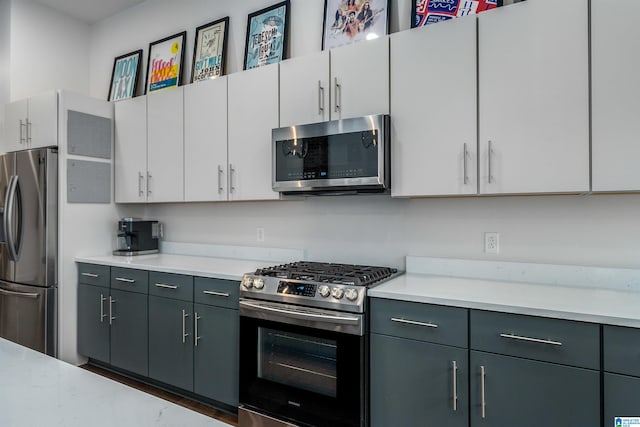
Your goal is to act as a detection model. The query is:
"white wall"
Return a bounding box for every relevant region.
[9,0,90,100]
[0,0,9,139]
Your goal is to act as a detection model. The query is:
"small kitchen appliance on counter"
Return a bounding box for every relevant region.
[238,261,401,427]
[113,218,160,256]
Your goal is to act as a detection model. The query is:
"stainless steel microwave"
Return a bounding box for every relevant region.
[272,114,390,194]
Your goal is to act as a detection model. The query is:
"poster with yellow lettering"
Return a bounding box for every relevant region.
[145,31,186,94]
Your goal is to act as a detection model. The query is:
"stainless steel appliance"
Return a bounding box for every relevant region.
[113,218,160,256]
[239,261,400,427]
[0,147,57,356]
[272,115,390,195]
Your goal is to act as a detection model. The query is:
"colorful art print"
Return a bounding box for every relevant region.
[108,50,142,101]
[244,1,290,70]
[145,31,187,94]
[322,0,390,50]
[412,0,501,28]
[191,17,229,83]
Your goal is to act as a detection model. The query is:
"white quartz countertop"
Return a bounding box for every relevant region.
[0,338,230,427]
[368,256,640,328]
[75,253,279,281]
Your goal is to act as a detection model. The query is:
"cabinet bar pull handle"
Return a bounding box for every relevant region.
[115,277,136,283]
[109,296,116,325]
[194,313,201,347]
[154,283,178,290]
[100,294,107,323]
[182,310,190,344]
[463,143,469,185]
[147,172,152,196]
[229,164,235,193]
[499,333,563,346]
[334,77,341,113]
[82,272,99,278]
[26,119,32,143]
[487,140,493,184]
[452,360,458,411]
[138,172,144,197]
[318,80,325,114]
[391,317,438,328]
[217,165,224,193]
[203,290,230,297]
[480,365,486,419]
[19,120,26,144]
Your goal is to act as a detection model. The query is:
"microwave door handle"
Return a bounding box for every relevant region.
[239,300,360,325]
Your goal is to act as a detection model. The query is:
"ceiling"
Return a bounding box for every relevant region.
[33,0,146,24]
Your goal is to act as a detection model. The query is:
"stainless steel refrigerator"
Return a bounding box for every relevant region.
[0,147,57,356]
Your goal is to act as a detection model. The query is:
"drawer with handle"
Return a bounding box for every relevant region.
[194,277,239,309]
[148,271,193,302]
[370,298,468,348]
[470,310,600,369]
[78,263,110,288]
[110,267,149,294]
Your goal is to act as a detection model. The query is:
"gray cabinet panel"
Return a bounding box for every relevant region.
[67,159,111,203]
[604,372,640,421]
[370,298,468,347]
[109,289,148,376]
[194,303,239,406]
[78,263,109,287]
[371,333,468,427]
[194,277,239,309]
[149,271,193,302]
[469,351,600,427]
[77,283,110,363]
[604,325,640,377]
[149,295,194,391]
[111,267,148,294]
[470,310,600,369]
[67,110,112,159]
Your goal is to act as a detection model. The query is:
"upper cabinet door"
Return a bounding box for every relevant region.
[478,0,589,195]
[3,99,28,152]
[330,36,390,120]
[592,0,640,192]
[27,90,58,150]
[184,78,229,202]
[228,64,280,201]
[114,96,147,203]
[391,16,477,197]
[147,88,184,203]
[280,51,330,127]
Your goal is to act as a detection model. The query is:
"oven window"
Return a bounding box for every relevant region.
[258,327,337,398]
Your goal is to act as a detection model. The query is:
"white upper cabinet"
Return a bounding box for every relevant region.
[279,37,389,127]
[391,16,477,197]
[3,90,57,153]
[184,77,228,202]
[478,0,589,195]
[147,88,184,203]
[591,0,640,192]
[228,64,280,201]
[114,96,147,203]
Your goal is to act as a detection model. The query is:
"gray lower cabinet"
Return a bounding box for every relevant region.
[604,373,640,421]
[109,289,148,376]
[77,282,110,363]
[603,325,640,421]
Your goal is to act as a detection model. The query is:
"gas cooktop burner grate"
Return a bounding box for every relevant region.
[253,261,398,287]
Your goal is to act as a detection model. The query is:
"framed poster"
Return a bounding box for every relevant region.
[108,50,142,101]
[322,0,390,50]
[411,0,501,28]
[145,31,187,94]
[244,1,290,70]
[191,17,229,83]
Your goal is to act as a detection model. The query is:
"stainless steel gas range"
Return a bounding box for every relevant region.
[238,261,400,427]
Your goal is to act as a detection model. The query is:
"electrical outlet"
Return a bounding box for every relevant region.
[484,232,499,254]
[256,227,265,242]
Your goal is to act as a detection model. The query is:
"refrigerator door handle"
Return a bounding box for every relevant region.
[0,287,39,298]
[4,175,23,262]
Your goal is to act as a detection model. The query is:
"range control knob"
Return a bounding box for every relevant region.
[344,288,359,301]
[242,276,253,289]
[331,287,345,300]
[253,278,265,289]
[318,285,331,298]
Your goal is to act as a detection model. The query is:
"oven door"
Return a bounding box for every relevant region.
[239,299,365,427]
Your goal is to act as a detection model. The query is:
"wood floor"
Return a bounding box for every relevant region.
[81,364,238,426]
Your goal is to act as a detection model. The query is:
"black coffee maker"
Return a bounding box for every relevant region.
[113,218,160,256]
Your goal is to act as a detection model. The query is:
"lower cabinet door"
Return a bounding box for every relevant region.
[149,296,194,391]
[470,351,600,427]
[77,283,110,363]
[370,334,468,427]
[193,303,239,406]
[109,289,148,376]
[604,372,640,422]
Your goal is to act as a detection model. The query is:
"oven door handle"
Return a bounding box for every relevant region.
[239,300,360,325]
